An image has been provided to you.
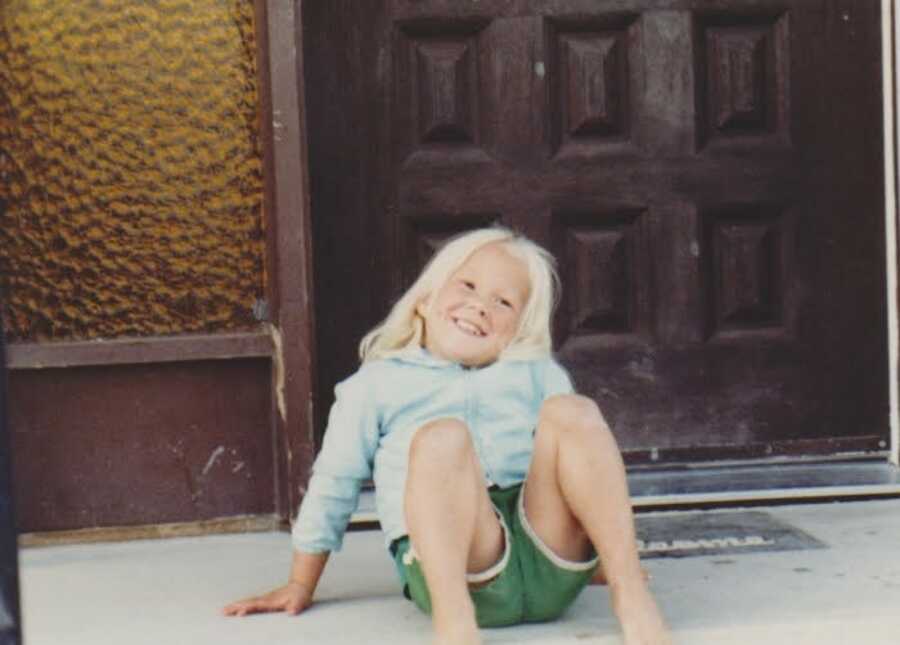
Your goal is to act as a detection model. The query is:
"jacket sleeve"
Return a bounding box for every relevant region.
[542,357,575,399]
[291,366,380,553]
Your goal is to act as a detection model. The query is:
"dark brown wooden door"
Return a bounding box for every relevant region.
[305,0,888,463]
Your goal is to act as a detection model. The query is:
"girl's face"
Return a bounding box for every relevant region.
[418,242,530,367]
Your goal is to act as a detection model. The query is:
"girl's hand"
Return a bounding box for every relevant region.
[222,582,312,617]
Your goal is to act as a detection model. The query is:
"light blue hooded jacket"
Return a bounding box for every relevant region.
[291,347,574,553]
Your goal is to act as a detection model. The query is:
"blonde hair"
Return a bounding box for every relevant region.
[359,227,560,363]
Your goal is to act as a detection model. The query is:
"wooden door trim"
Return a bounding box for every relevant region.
[886,0,900,467]
[18,514,282,548]
[6,332,273,370]
[255,0,317,521]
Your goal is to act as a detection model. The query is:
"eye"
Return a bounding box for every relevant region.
[494,296,514,310]
[461,280,475,290]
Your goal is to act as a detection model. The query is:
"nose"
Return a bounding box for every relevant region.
[466,295,487,317]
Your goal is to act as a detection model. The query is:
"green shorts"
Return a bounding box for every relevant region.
[391,483,598,628]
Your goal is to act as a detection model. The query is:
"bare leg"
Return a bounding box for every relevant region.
[404,419,504,645]
[525,395,672,645]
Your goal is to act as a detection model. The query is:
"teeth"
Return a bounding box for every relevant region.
[454,318,484,337]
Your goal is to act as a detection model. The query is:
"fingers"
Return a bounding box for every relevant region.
[221,600,253,616]
[222,596,283,617]
[222,584,311,618]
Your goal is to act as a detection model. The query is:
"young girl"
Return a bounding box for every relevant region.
[223,228,672,645]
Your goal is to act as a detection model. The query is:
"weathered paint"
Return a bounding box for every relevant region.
[9,359,274,532]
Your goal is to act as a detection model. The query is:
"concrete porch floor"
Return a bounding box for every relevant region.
[19,498,900,645]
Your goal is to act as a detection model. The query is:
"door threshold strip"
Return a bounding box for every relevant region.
[350,461,900,525]
[632,483,900,509]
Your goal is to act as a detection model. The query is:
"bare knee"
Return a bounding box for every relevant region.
[538,394,609,438]
[408,418,473,468]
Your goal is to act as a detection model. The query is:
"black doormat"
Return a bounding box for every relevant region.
[634,511,827,559]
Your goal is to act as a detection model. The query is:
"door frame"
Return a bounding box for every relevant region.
[884,0,899,467]
[265,0,900,516]
[255,0,317,520]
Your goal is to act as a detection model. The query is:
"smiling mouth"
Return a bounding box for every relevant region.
[452,317,486,337]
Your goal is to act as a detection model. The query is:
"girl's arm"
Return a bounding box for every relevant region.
[222,550,330,617]
[223,366,380,617]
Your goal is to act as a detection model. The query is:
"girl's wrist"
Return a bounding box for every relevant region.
[286,580,314,597]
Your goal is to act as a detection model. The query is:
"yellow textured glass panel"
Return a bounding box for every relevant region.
[0,0,265,341]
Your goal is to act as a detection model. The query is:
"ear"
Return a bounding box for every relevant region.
[415,293,432,317]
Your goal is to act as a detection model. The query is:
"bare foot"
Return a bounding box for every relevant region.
[611,583,672,645]
[432,622,482,645]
